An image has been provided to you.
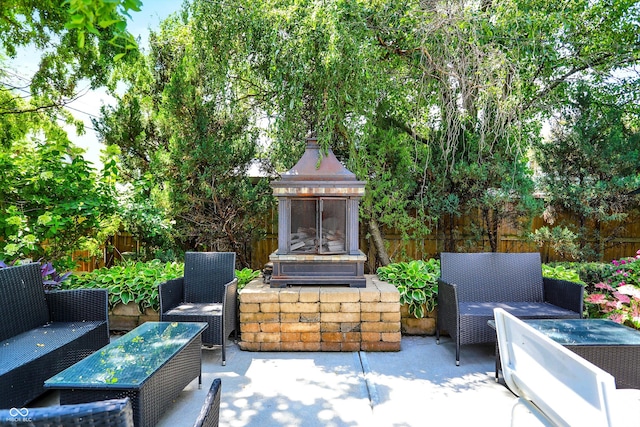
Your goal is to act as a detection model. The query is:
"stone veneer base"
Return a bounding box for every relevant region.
[238,275,401,352]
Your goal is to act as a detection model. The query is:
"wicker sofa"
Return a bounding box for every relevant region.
[0,263,109,408]
[435,252,584,365]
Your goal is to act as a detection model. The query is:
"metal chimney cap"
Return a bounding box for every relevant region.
[275,137,360,182]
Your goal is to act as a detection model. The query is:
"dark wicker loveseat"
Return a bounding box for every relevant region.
[0,263,109,408]
[435,252,584,365]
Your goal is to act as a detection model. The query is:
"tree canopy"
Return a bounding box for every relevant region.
[0,0,140,267]
[94,0,640,265]
[0,0,141,127]
[4,0,637,268]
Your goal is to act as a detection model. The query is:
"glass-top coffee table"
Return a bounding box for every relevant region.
[489,318,640,389]
[45,321,207,427]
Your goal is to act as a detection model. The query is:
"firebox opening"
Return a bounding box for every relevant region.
[290,198,347,254]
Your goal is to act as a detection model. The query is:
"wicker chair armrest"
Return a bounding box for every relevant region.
[223,278,238,321]
[159,277,184,313]
[0,398,134,427]
[543,277,584,317]
[436,279,460,332]
[47,289,109,322]
[437,279,460,306]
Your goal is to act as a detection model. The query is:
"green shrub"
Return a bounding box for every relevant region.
[572,262,614,291]
[377,259,440,319]
[236,267,260,290]
[541,264,583,284]
[546,261,613,292]
[67,259,260,311]
[66,260,184,311]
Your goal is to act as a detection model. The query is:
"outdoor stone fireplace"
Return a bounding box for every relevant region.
[269,137,367,288]
[238,137,400,352]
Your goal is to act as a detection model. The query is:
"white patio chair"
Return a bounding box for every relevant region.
[493,308,640,427]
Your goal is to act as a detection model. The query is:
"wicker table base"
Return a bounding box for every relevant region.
[490,318,640,389]
[45,322,207,427]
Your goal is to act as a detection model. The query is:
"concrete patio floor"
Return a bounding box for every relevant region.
[35,335,518,426]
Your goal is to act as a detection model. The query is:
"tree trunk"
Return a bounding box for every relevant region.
[444,213,456,252]
[483,208,499,252]
[369,218,391,266]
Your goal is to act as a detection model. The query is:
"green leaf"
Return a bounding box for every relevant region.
[98,19,120,28]
[77,31,85,48]
[120,291,132,305]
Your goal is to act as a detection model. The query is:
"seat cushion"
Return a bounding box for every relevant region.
[0,321,106,375]
[165,303,223,317]
[456,302,581,346]
[460,302,580,318]
[162,303,224,346]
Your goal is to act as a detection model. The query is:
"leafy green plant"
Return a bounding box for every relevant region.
[236,267,260,291]
[65,257,262,310]
[65,260,184,311]
[531,226,580,262]
[546,261,612,293]
[541,264,583,284]
[584,250,640,329]
[0,138,119,266]
[377,259,440,319]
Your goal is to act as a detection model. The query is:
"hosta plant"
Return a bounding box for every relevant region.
[65,260,184,312]
[584,250,640,329]
[541,264,583,284]
[65,258,260,311]
[236,267,260,290]
[377,259,440,319]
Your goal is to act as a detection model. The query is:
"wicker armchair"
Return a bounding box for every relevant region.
[435,252,583,365]
[0,398,133,427]
[193,378,222,427]
[159,252,238,365]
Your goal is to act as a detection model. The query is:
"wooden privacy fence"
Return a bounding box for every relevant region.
[73,232,141,272]
[250,207,640,272]
[75,209,640,273]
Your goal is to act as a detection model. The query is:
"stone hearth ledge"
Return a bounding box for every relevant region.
[238,275,401,352]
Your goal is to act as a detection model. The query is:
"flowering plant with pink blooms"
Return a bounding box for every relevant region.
[584,249,640,329]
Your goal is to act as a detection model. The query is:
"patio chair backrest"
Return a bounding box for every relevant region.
[493,308,618,427]
[0,263,49,342]
[193,378,222,427]
[440,252,544,302]
[183,252,236,303]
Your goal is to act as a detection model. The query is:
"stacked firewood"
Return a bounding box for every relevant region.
[290,227,345,253]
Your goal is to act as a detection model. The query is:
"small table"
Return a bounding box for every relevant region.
[489,318,640,389]
[45,321,207,427]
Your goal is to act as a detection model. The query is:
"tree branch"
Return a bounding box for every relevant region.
[523,52,616,112]
[384,116,430,145]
